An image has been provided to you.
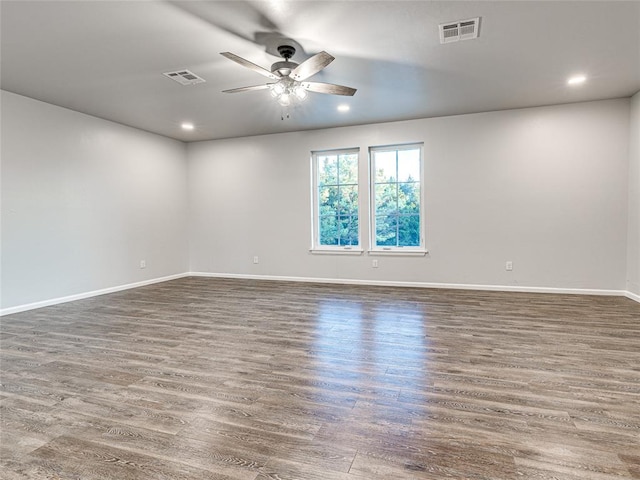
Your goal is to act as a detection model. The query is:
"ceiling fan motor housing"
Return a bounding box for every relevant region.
[271,61,297,77]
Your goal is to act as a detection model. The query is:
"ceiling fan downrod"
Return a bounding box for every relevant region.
[277,45,296,60]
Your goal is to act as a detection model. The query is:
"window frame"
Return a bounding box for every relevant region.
[369,143,427,256]
[310,148,363,254]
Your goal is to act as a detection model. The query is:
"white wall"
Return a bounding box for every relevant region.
[188,99,631,291]
[1,91,189,310]
[628,92,640,297]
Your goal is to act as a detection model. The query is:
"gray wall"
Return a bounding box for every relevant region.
[1,91,189,310]
[188,99,631,291]
[1,92,636,312]
[628,92,640,297]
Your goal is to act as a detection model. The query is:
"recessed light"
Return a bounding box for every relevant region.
[337,104,350,112]
[567,75,586,86]
[181,122,195,131]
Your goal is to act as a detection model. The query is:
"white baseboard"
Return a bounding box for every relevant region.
[0,273,190,316]
[189,271,629,298]
[3,271,637,316]
[625,290,640,303]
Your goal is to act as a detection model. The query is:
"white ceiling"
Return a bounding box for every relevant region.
[1,1,639,142]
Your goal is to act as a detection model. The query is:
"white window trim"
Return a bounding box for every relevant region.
[368,249,428,256]
[368,143,427,254]
[310,148,361,254]
[309,247,364,255]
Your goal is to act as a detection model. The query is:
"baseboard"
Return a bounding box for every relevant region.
[0,272,190,316]
[3,271,636,316]
[189,271,629,298]
[625,290,640,304]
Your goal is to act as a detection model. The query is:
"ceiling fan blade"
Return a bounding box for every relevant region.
[291,51,334,81]
[220,52,280,80]
[222,84,273,93]
[304,82,357,96]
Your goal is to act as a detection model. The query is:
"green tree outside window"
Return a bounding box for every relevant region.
[372,146,422,248]
[317,151,359,246]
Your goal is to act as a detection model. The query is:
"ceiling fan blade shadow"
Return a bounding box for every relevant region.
[223,84,273,94]
[220,52,280,80]
[304,82,356,96]
[167,1,280,48]
[254,32,307,59]
[291,52,334,81]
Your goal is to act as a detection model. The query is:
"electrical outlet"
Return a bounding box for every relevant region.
[505,261,513,271]
[253,256,259,264]
[372,259,379,268]
[140,260,146,269]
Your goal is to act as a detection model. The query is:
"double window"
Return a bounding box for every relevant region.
[311,143,425,254]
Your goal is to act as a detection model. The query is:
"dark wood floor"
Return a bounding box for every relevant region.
[1,277,639,479]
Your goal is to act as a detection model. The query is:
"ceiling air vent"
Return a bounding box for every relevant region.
[163,70,206,86]
[439,17,480,44]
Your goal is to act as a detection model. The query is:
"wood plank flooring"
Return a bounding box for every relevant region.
[1,277,639,479]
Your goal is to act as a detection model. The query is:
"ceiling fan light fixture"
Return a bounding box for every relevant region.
[271,82,285,97]
[294,84,308,100]
[270,77,307,105]
[277,93,291,106]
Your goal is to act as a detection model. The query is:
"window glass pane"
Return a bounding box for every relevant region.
[398,182,420,214]
[338,153,358,185]
[314,149,360,250]
[339,215,359,246]
[397,149,420,182]
[339,185,358,215]
[375,214,398,246]
[318,186,338,215]
[374,151,397,183]
[375,184,397,215]
[319,215,338,245]
[397,215,421,246]
[371,144,423,250]
[318,155,338,186]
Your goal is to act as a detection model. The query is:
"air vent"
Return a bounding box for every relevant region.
[163,70,206,86]
[439,17,480,44]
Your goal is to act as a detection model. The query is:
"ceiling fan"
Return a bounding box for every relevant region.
[220,45,356,106]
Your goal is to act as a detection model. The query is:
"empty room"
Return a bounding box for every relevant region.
[1,1,639,479]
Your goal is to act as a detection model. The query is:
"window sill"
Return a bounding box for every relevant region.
[368,249,429,257]
[310,248,364,255]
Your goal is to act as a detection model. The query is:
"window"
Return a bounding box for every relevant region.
[311,149,361,252]
[370,144,425,252]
